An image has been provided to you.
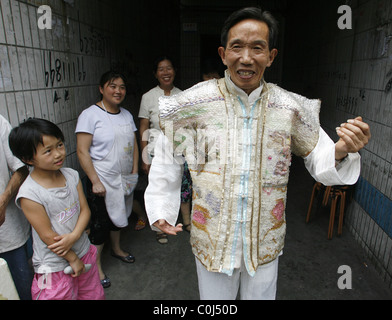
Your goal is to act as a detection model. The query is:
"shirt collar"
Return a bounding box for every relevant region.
[224,69,264,105]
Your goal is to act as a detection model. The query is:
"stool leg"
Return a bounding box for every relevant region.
[338,191,346,236]
[323,186,331,206]
[306,183,319,223]
[328,194,338,239]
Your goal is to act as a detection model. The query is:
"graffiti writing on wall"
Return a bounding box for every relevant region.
[42,51,87,104]
[43,51,87,88]
[78,12,108,57]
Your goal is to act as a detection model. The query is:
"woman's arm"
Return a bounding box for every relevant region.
[132,135,139,174]
[76,132,106,197]
[0,166,28,226]
[139,118,151,174]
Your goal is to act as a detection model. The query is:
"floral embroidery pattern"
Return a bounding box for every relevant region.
[266,130,292,179]
[274,161,289,176]
[205,192,221,216]
[272,199,285,221]
[271,198,285,231]
[192,204,213,243]
[192,204,211,227]
[262,186,288,196]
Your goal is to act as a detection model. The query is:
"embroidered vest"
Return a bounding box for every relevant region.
[159,78,320,276]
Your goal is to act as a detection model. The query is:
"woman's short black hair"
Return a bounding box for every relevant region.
[9,118,64,165]
[152,55,176,74]
[220,7,279,50]
[99,70,127,88]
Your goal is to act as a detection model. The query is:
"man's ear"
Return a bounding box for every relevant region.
[218,47,227,66]
[267,48,278,67]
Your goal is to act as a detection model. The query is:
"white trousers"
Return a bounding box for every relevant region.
[195,257,279,300]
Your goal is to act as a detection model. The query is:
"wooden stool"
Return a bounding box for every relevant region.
[306,182,350,239]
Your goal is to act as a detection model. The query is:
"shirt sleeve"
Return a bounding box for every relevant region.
[138,94,150,119]
[15,176,39,209]
[304,128,361,186]
[75,107,96,135]
[130,114,137,132]
[62,168,80,188]
[0,115,25,172]
[144,133,183,230]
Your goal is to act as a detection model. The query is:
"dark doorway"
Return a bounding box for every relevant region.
[200,34,225,80]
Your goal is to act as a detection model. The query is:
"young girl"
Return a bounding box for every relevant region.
[9,118,104,300]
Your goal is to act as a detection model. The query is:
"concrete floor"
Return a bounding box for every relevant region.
[101,157,392,300]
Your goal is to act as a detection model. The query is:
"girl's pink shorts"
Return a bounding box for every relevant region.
[32,245,105,300]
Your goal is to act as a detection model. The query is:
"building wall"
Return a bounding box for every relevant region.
[0,0,121,171]
[0,0,180,171]
[180,6,227,90]
[179,1,286,89]
[283,0,392,288]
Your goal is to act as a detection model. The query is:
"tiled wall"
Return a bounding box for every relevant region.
[0,0,119,171]
[0,0,181,171]
[347,177,392,286]
[284,0,392,288]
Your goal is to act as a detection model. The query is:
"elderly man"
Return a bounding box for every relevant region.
[145,7,370,300]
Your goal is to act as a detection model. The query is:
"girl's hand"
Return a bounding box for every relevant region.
[68,256,85,278]
[48,233,77,257]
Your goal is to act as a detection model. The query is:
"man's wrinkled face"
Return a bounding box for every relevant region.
[219,19,278,95]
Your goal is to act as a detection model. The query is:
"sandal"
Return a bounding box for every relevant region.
[135,218,146,231]
[111,250,135,263]
[101,275,111,288]
[156,232,168,244]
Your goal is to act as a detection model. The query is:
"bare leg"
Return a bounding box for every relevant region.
[133,199,147,230]
[181,201,191,232]
[94,244,105,280]
[110,230,129,257]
